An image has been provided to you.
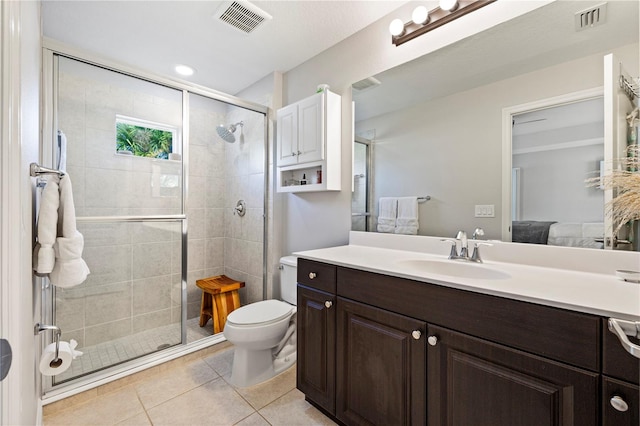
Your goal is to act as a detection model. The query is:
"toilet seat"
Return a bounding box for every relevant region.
[226,300,293,327]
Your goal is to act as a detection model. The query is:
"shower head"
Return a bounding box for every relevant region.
[216,121,243,143]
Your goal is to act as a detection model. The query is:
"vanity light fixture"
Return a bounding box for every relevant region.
[389,0,495,47]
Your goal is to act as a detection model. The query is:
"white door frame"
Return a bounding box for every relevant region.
[500,87,604,242]
[1,1,40,424]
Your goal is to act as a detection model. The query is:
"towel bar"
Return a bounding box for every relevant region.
[30,163,65,177]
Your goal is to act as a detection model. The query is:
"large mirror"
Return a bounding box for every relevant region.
[352,0,639,250]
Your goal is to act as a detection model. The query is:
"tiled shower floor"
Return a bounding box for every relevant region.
[54,317,217,383]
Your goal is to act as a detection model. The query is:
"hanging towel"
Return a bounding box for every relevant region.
[49,174,90,288]
[394,197,419,235]
[33,176,60,274]
[377,197,397,233]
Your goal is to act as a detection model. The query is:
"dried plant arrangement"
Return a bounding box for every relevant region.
[587,144,640,235]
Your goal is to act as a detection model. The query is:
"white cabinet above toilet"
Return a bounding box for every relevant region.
[276,90,341,193]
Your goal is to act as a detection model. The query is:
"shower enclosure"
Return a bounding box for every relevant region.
[40,50,268,396]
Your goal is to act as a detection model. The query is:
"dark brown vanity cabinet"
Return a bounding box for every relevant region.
[427,325,599,425]
[602,320,640,425]
[296,258,636,426]
[336,298,426,425]
[297,284,336,414]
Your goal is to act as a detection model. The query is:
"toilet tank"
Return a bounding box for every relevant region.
[279,256,298,305]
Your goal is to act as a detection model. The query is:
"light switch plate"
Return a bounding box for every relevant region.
[474,204,495,217]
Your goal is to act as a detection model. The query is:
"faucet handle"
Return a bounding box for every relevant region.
[472,227,485,239]
[470,242,493,263]
[440,238,458,259]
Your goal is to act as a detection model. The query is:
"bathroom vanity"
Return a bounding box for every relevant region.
[295,235,640,426]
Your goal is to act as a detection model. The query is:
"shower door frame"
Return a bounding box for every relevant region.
[40,40,270,402]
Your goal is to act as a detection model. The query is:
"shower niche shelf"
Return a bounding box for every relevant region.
[276,90,341,193]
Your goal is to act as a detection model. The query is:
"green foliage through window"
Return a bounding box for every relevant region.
[116,122,173,159]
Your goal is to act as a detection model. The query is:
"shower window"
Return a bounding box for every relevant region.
[115,115,179,160]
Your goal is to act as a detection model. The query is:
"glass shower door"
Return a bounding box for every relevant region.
[50,56,185,384]
[352,138,371,231]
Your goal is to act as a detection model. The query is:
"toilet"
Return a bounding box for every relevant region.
[223,256,298,387]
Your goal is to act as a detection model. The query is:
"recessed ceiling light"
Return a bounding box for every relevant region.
[175,64,195,76]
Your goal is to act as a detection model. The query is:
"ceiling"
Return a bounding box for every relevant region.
[41,0,405,95]
[353,0,639,123]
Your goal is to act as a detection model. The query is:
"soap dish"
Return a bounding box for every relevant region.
[615,270,640,283]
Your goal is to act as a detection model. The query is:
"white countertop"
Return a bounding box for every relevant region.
[295,243,640,321]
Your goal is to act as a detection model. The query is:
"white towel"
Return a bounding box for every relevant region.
[33,176,60,274]
[377,197,397,233]
[394,197,418,235]
[49,174,90,288]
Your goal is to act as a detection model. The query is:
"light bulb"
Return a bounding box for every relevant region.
[439,0,458,11]
[389,18,405,37]
[412,6,429,25]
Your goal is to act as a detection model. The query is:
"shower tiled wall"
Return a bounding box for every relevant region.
[54,58,266,354]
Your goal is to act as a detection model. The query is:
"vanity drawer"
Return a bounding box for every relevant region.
[602,318,640,385]
[298,259,336,293]
[337,266,601,371]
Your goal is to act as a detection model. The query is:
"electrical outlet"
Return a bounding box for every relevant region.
[474,204,495,218]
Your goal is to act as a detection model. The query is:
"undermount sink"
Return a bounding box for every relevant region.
[396,259,511,280]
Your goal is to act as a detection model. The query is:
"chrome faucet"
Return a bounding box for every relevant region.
[456,230,469,259]
[441,229,492,263]
[441,230,469,261]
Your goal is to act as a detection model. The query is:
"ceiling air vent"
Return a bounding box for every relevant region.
[575,2,607,31]
[215,1,272,34]
[352,77,382,92]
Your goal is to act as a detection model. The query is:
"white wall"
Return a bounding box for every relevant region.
[279,1,551,254]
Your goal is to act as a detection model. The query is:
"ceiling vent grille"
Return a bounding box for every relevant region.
[352,77,382,92]
[575,2,607,31]
[215,1,272,34]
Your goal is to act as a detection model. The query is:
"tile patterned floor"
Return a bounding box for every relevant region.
[43,345,337,426]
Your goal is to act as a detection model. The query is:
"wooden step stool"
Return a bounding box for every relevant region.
[196,275,245,334]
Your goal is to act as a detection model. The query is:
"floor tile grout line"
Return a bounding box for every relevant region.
[137,375,225,413]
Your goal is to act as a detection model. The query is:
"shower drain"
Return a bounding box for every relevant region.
[157,343,171,350]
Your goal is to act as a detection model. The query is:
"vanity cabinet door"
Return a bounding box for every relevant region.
[427,325,598,426]
[297,284,336,414]
[602,376,639,426]
[336,297,426,425]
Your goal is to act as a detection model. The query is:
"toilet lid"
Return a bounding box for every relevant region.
[226,300,293,326]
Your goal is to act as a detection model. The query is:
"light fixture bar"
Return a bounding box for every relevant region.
[392,0,496,47]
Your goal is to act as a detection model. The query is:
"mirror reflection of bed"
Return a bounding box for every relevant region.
[512,221,604,249]
[511,98,605,249]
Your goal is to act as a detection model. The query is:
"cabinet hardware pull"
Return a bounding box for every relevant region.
[610,395,629,412]
[291,152,297,156]
[324,301,333,309]
[411,330,421,340]
[608,318,640,359]
[308,272,317,279]
[427,335,438,346]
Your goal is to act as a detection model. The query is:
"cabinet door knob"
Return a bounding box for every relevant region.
[291,152,296,156]
[610,395,629,412]
[308,272,317,279]
[411,330,422,340]
[427,335,438,346]
[324,300,333,309]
